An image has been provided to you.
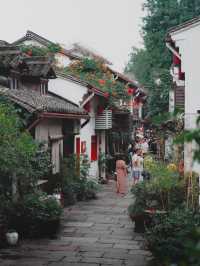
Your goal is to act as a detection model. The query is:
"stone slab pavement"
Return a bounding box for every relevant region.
[0,181,151,266]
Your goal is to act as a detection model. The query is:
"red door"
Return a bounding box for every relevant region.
[91,135,97,161]
[76,137,80,155]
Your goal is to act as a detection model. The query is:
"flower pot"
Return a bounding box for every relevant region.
[40,219,60,237]
[6,231,19,246]
[130,214,145,233]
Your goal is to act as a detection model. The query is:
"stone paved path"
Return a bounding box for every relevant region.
[0,181,151,266]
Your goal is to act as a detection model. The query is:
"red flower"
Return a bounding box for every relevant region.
[99,79,106,85]
[127,87,134,95]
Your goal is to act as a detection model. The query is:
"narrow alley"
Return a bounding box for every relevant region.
[0,181,151,266]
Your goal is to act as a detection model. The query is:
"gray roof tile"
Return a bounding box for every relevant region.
[0,86,87,116]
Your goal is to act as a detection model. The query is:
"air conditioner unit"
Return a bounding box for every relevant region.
[95,110,112,130]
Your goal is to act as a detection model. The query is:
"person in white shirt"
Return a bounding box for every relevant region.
[141,138,149,155]
[132,149,144,184]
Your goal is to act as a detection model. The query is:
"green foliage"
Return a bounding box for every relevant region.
[64,57,130,107]
[128,156,200,265]
[175,120,200,163]
[125,0,200,117]
[128,158,186,224]
[0,101,51,198]
[81,57,99,72]
[73,178,100,201]
[4,191,62,238]
[146,208,200,265]
[60,155,99,205]
[80,154,90,179]
[20,43,61,56]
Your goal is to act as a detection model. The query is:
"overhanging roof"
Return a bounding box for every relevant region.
[168,16,200,35]
[0,86,88,118]
[12,30,79,60]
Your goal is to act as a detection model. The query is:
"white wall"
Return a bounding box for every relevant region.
[49,76,102,178]
[76,96,99,178]
[49,77,87,105]
[171,24,200,174]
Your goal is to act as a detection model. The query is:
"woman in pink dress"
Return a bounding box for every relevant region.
[116,157,128,195]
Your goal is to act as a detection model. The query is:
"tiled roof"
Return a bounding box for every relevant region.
[168,16,200,34]
[11,56,56,78]
[0,45,21,67]
[0,86,88,116]
[13,30,79,60]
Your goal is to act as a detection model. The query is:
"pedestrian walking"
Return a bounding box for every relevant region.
[141,138,149,156]
[115,155,128,196]
[132,149,144,185]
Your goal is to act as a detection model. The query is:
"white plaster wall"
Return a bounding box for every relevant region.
[49,77,87,105]
[171,25,200,174]
[49,76,100,178]
[79,96,98,178]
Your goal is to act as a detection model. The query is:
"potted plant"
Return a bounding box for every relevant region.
[128,202,146,233]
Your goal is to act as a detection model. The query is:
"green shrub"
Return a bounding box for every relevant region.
[146,208,200,265]
[130,159,186,213]
[84,179,100,200]
[5,192,62,238]
[62,183,77,206]
[71,179,100,201]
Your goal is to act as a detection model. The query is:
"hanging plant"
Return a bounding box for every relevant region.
[64,57,133,107]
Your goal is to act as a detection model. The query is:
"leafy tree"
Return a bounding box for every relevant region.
[125,0,200,117]
[0,100,51,201]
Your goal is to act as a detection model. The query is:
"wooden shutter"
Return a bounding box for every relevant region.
[91,135,97,161]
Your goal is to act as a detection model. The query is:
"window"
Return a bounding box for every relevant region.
[91,135,97,161]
